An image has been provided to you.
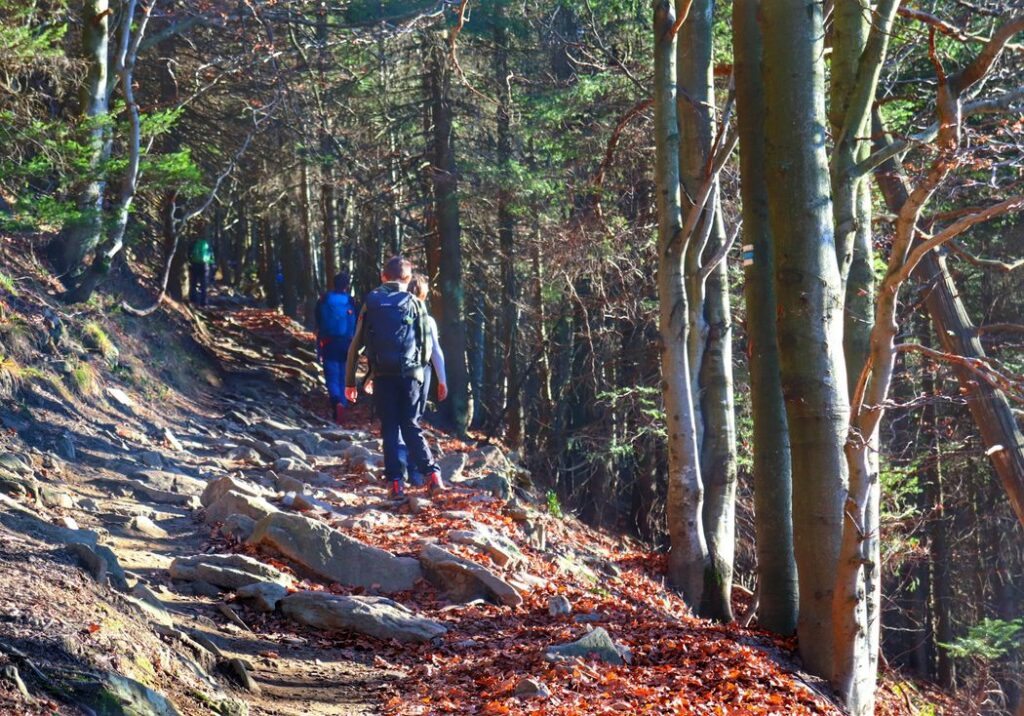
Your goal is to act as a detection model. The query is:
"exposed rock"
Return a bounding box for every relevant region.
[275,474,308,494]
[169,554,289,589]
[418,544,522,607]
[226,446,262,463]
[54,515,80,531]
[139,450,164,469]
[274,457,312,473]
[439,510,474,521]
[129,469,205,506]
[219,513,256,541]
[189,580,223,598]
[236,581,289,612]
[248,512,421,593]
[280,591,446,643]
[466,445,511,475]
[55,433,76,461]
[461,472,511,500]
[407,496,432,515]
[131,582,166,611]
[343,444,379,470]
[203,490,277,525]
[503,501,530,522]
[219,658,260,694]
[105,386,136,410]
[0,452,32,476]
[514,678,551,699]
[129,515,169,539]
[272,440,306,461]
[40,486,75,509]
[438,452,468,483]
[548,595,572,616]
[201,474,262,507]
[77,673,180,716]
[544,627,630,665]
[161,427,184,452]
[338,510,393,530]
[448,523,521,567]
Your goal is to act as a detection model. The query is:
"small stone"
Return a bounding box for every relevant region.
[438,452,468,483]
[106,386,135,410]
[274,457,312,473]
[219,658,261,694]
[55,433,76,462]
[40,486,75,509]
[139,450,164,469]
[513,678,551,699]
[201,474,263,507]
[227,446,262,463]
[161,427,183,452]
[129,515,168,539]
[272,440,306,461]
[407,496,432,515]
[203,491,277,525]
[55,515,80,531]
[462,472,511,500]
[131,582,165,611]
[236,581,289,612]
[220,513,256,541]
[544,627,630,665]
[548,595,572,616]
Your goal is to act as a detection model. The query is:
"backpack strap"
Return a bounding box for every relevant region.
[412,296,430,368]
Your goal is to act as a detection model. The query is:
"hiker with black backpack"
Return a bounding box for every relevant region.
[316,272,359,425]
[188,232,215,307]
[344,256,446,499]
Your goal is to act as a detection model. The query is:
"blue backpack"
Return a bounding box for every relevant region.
[363,287,427,377]
[320,292,357,339]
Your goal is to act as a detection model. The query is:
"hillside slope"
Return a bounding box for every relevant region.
[0,233,936,715]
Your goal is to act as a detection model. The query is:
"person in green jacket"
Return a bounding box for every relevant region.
[189,234,215,307]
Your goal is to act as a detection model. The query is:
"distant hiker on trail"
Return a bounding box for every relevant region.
[345,256,446,499]
[316,271,358,425]
[188,234,215,307]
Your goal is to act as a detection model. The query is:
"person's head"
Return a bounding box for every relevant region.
[381,255,413,284]
[408,273,430,301]
[333,271,350,292]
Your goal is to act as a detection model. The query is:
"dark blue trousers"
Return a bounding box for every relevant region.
[321,337,350,408]
[374,374,437,483]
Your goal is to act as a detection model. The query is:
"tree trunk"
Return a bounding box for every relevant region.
[762,0,849,680]
[733,0,797,636]
[51,0,111,278]
[653,0,710,609]
[495,14,522,449]
[675,0,735,623]
[429,37,473,435]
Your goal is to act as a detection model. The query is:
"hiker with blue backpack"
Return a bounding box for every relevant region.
[344,256,446,499]
[316,272,358,424]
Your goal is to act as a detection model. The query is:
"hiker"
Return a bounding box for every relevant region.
[365,273,447,485]
[344,256,445,498]
[316,272,358,424]
[189,233,215,307]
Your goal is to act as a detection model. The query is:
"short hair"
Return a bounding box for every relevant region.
[408,273,430,300]
[333,272,350,291]
[383,255,413,281]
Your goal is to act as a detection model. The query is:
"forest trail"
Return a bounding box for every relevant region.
[0,266,898,716]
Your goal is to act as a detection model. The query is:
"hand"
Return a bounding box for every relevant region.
[364,379,374,396]
[437,383,448,401]
[344,386,358,404]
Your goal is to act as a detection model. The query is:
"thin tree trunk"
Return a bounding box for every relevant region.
[654,0,709,609]
[675,0,735,623]
[762,0,849,680]
[429,37,473,435]
[733,0,797,636]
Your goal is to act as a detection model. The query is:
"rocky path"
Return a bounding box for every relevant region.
[0,297,848,716]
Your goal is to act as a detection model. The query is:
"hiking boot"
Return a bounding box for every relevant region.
[334,403,346,425]
[388,479,405,500]
[427,471,447,496]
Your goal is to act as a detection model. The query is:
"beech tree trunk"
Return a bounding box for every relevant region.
[51,0,111,278]
[762,0,850,680]
[733,0,797,636]
[653,0,710,609]
[676,0,736,623]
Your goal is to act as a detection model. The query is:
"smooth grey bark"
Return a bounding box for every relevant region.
[654,0,710,609]
[52,0,111,278]
[676,0,736,623]
[762,0,850,680]
[733,0,797,636]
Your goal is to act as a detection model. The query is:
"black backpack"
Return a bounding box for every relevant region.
[363,287,428,377]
